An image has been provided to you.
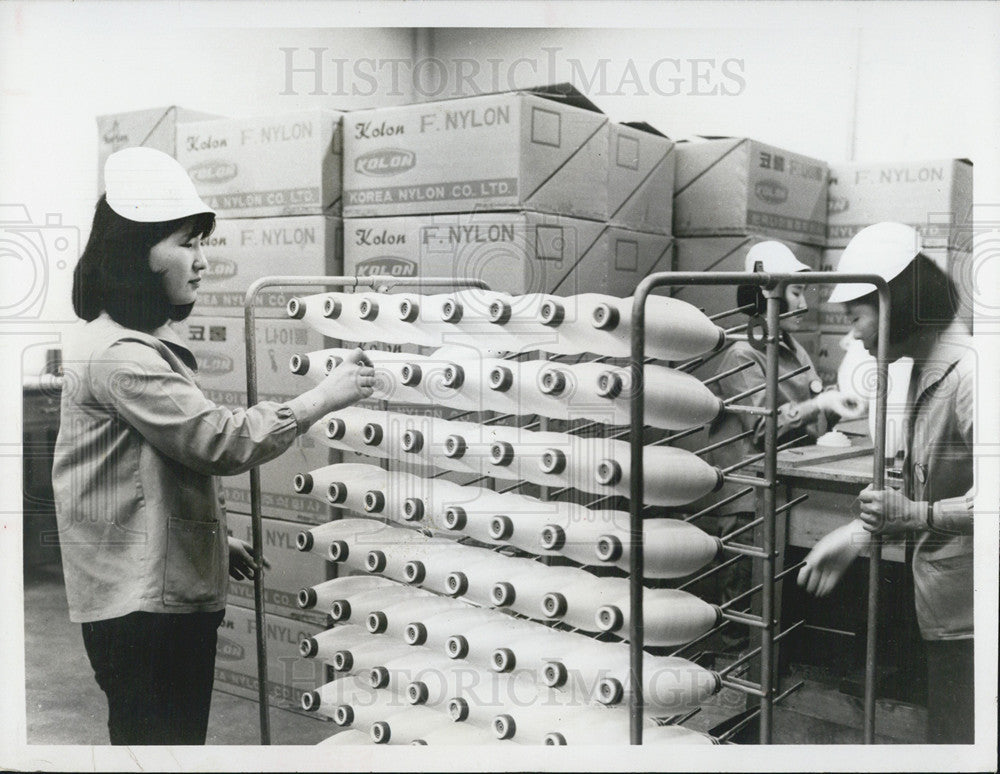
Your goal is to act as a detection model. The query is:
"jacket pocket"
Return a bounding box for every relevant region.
[163,517,224,606]
[915,549,974,636]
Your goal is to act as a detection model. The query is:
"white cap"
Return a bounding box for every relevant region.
[827,222,922,304]
[744,241,810,274]
[104,147,214,223]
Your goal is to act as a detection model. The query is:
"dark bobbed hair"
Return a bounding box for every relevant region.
[72,195,215,330]
[850,253,962,346]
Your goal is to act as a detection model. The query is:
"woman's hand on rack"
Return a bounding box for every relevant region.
[316,348,376,410]
[857,486,929,535]
[797,519,869,597]
[286,348,375,428]
[228,537,271,581]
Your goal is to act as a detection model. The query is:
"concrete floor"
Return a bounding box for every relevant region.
[23,564,336,746]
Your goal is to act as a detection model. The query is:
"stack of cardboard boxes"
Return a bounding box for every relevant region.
[174,110,345,529]
[816,158,974,386]
[96,106,223,191]
[667,137,829,456]
[668,144,973,445]
[671,137,829,365]
[340,85,677,305]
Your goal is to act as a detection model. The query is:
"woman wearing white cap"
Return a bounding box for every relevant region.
[697,241,862,651]
[797,222,973,743]
[52,148,375,745]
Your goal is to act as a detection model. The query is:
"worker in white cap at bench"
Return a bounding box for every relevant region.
[798,221,974,744]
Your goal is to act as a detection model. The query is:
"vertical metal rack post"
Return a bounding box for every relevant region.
[243,274,488,745]
[629,270,891,745]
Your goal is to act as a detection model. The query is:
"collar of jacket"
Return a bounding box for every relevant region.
[96,312,199,372]
[909,319,972,403]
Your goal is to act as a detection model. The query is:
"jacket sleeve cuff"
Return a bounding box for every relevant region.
[929,495,974,535]
[284,395,321,434]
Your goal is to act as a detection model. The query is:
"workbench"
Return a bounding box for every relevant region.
[769,429,904,564]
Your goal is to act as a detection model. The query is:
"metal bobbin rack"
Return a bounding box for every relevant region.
[241,270,890,746]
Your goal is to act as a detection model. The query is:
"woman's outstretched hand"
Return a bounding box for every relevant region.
[317,347,376,410]
[797,519,870,597]
[814,390,865,419]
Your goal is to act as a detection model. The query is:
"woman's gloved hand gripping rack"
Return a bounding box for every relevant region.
[242,270,890,746]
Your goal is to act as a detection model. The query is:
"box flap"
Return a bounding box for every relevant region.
[365,82,604,115]
[834,156,974,168]
[522,82,603,114]
[683,134,747,142]
[620,121,669,139]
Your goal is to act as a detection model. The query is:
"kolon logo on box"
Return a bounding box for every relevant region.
[216,636,245,661]
[101,120,129,147]
[193,351,235,375]
[355,256,417,277]
[353,148,416,177]
[187,161,239,184]
[204,258,238,281]
[754,180,789,205]
[828,196,850,215]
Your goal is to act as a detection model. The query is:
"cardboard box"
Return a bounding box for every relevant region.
[343,212,673,298]
[182,315,330,398]
[176,110,343,217]
[226,513,331,625]
[819,246,973,333]
[673,138,828,246]
[214,604,329,713]
[604,226,675,296]
[816,249,852,332]
[198,216,342,318]
[181,315,336,524]
[343,85,608,219]
[97,105,222,191]
[811,331,851,387]
[827,159,973,249]
[673,236,821,330]
[607,122,675,234]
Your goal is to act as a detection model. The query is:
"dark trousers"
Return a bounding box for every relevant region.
[82,609,225,745]
[925,638,975,744]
